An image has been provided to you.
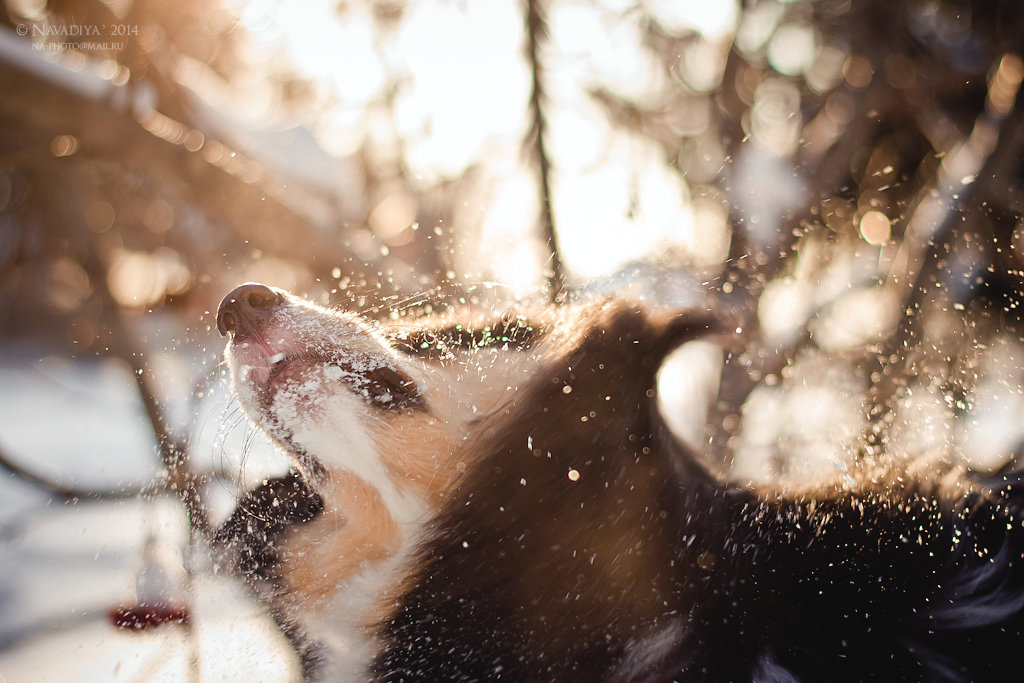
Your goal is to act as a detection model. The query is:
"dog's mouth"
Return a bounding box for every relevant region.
[263,355,292,386]
[231,338,426,417]
[237,351,328,410]
[227,349,330,479]
[261,353,320,390]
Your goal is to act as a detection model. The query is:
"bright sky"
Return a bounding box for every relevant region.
[225,0,797,291]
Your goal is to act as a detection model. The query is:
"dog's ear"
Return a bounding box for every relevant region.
[653,310,727,479]
[655,308,727,357]
[566,299,725,380]
[613,302,726,372]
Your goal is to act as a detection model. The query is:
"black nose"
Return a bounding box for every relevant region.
[217,283,283,336]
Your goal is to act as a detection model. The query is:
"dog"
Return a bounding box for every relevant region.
[215,282,1024,681]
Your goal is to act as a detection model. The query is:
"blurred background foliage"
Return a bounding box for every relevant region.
[2,0,1024,495]
[4,0,1024,675]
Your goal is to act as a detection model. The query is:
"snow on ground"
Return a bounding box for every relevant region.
[0,354,158,510]
[0,348,298,682]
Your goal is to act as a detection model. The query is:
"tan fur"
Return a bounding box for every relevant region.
[372,412,464,507]
[272,405,468,616]
[379,348,547,501]
[279,471,400,611]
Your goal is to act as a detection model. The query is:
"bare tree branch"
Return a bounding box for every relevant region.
[523,0,566,303]
[0,441,145,501]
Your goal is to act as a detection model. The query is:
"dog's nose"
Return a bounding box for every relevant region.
[217,283,283,336]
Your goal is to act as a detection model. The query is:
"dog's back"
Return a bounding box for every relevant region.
[374,302,1024,681]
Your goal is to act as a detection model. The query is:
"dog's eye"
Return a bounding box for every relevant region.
[363,366,425,411]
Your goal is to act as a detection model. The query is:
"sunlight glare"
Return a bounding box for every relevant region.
[767,23,817,77]
[549,1,663,105]
[758,277,812,346]
[554,138,693,279]
[472,168,545,293]
[647,0,739,39]
[680,41,729,92]
[394,0,529,180]
[547,101,610,172]
[242,1,386,105]
[751,77,801,157]
[859,210,892,245]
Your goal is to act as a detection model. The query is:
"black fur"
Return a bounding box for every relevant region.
[372,306,1024,681]
[214,471,326,677]
[389,317,539,360]
[215,470,324,584]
